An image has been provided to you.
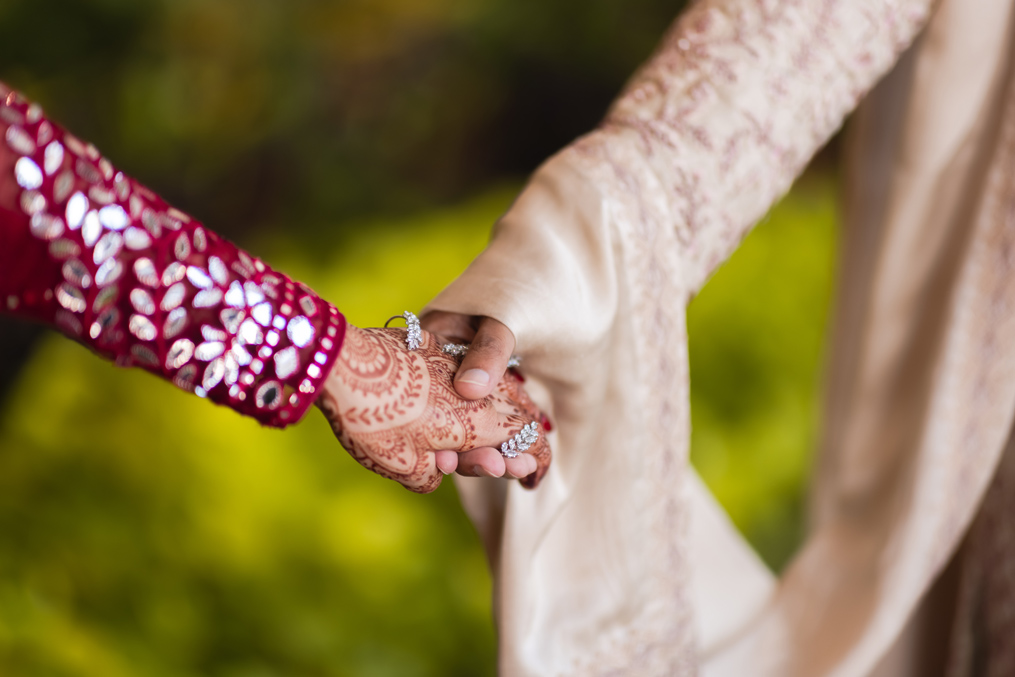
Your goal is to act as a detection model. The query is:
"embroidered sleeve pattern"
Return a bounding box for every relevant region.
[0,84,346,428]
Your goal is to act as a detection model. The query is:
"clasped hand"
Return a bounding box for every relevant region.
[316,317,551,493]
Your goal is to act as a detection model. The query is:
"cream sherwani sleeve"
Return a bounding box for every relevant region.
[419,0,1015,674]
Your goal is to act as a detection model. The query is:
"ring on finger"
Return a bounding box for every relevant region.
[500,422,539,459]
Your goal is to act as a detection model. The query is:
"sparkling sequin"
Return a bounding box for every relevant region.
[66,192,88,229]
[141,208,161,237]
[287,316,314,348]
[251,359,264,374]
[75,157,101,184]
[289,394,300,406]
[208,256,228,285]
[93,231,123,264]
[299,296,317,317]
[252,302,273,327]
[307,364,322,379]
[321,337,333,351]
[98,204,129,230]
[231,343,252,366]
[203,358,225,390]
[315,351,327,365]
[129,194,143,218]
[259,345,273,359]
[187,266,213,289]
[198,326,225,342]
[161,262,186,286]
[124,227,152,250]
[62,259,92,288]
[192,226,207,251]
[224,281,245,307]
[131,344,159,367]
[238,318,264,346]
[49,239,81,259]
[220,308,244,334]
[44,141,64,175]
[274,346,299,379]
[265,330,280,347]
[129,314,157,341]
[223,353,240,386]
[166,339,195,369]
[134,258,159,288]
[255,381,283,409]
[56,283,86,313]
[130,288,155,315]
[114,173,129,201]
[244,281,265,306]
[94,258,123,286]
[88,186,115,205]
[174,233,191,260]
[36,122,52,147]
[193,288,223,308]
[195,341,225,361]
[98,158,113,180]
[92,285,118,312]
[272,315,286,330]
[20,190,46,215]
[29,213,64,240]
[175,364,197,391]
[164,307,188,339]
[53,170,74,204]
[82,211,102,247]
[6,125,35,155]
[160,282,185,311]
[15,157,43,189]
[90,307,119,339]
[26,103,42,124]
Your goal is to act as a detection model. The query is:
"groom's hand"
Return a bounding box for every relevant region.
[420,312,549,483]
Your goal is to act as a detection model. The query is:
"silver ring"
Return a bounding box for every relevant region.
[501,422,539,458]
[385,311,422,350]
[442,342,521,368]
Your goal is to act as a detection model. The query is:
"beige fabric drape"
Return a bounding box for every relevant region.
[425,0,1015,673]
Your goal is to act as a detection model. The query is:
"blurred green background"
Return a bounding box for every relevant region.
[0,1,840,674]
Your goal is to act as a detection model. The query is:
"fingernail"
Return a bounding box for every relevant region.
[458,369,490,386]
[473,464,491,478]
[439,468,451,475]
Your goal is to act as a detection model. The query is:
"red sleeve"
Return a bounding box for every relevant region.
[0,83,346,428]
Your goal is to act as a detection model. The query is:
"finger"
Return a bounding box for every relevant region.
[519,432,552,490]
[400,452,446,494]
[455,447,506,478]
[434,450,458,475]
[419,311,478,344]
[504,453,537,479]
[454,317,516,400]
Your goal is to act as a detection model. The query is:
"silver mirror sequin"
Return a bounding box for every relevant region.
[255,381,283,410]
[98,204,129,230]
[208,256,228,285]
[93,231,123,265]
[224,281,245,308]
[203,358,225,390]
[29,213,64,240]
[166,339,195,370]
[56,283,86,313]
[160,282,185,311]
[186,266,213,290]
[44,141,64,175]
[95,258,123,287]
[287,315,314,348]
[130,288,155,315]
[6,125,35,155]
[124,227,152,250]
[129,314,157,341]
[134,258,159,288]
[161,262,186,286]
[21,190,46,216]
[193,288,223,308]
[220,308,244,334]
[82,211,102,247]
[66,192,88,229]
[195,341,225,361]
[244,281,265,306]
[273,346,299,380]
[62,259,92,289]
[238,318,264,346]
[251,302,273,327]
[164,307,188,339]
[15,157,43,189]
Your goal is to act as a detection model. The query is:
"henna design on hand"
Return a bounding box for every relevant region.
[316,325,551,493]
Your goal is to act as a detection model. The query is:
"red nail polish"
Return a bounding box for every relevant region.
[512,369,525,382]
[540,414,553,432]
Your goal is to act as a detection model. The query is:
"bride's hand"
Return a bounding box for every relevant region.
[316,324,550,493]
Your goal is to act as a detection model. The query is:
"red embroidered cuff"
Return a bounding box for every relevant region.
[0,84,345,428]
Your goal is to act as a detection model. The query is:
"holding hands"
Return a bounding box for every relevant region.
[316,317,551,493]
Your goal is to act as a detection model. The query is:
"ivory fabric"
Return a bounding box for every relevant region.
[425,0,1015,673]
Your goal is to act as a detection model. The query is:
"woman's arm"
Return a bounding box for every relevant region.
[0,83,550,492]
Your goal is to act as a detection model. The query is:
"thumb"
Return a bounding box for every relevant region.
[454,316,516,400]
